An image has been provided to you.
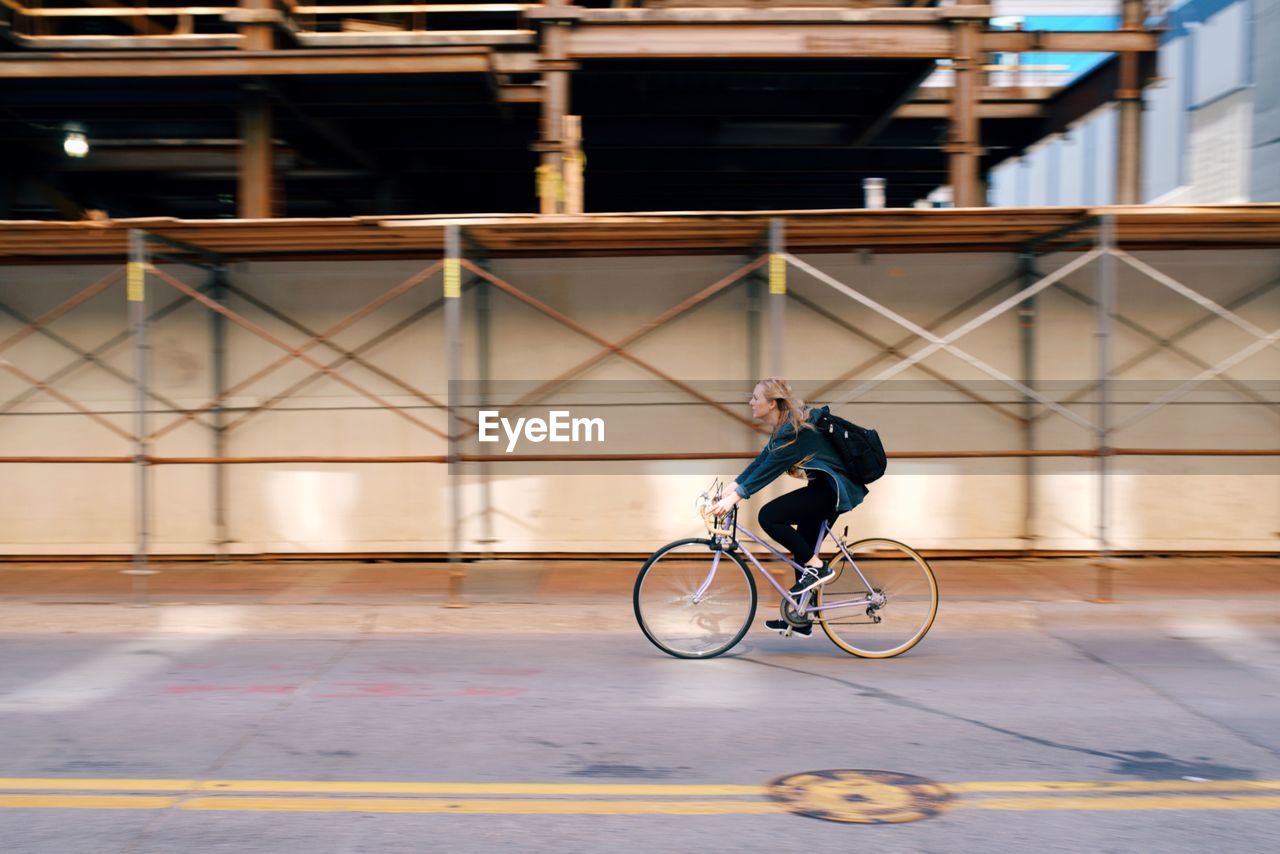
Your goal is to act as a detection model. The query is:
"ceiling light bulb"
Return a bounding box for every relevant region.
[64,131,89,158]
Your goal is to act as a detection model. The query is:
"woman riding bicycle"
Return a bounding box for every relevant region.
[709,377,866,636]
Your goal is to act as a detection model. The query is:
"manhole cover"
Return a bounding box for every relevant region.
[767,769,954,824]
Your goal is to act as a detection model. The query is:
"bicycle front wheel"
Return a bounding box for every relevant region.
[634,538,757,659]
[816,538,938,658]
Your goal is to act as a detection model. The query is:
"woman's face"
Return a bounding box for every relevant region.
[749,383,777,421]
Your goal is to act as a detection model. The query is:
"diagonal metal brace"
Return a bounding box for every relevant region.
[787,250,1104,432]
[459,259,762,434]
[146,265,447,440]
[451,255,771,443]
[0,284,213,418]
[1040,276,1280,422]
[217,280,461,434]
[1115,327,1280,432]
[0,297,214,431]
[1112,249,1279,347]
[146,261,444,441]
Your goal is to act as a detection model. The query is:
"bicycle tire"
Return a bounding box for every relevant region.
[634,538,758,660]
[815,537,938,659]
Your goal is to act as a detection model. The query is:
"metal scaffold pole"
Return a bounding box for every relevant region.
[745,232,765,454]
[475,262,495,559]
[746,264,762,386]
[211,264,230,560]
[123,230,157,598]
[768,218,786,376]
[1018,252,1039,550]
[1093,215,1117,602]
[444,225,466,607]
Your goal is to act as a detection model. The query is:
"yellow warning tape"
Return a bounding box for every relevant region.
[769,253,786,294]
[536,163,565,205]
[443,258,461,299]
[126,262,145,302]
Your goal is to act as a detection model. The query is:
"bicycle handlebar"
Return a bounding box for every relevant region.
[696,479,737,537]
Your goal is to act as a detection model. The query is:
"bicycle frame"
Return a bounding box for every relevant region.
[700,510,879,619]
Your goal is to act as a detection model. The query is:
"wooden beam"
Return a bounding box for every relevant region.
[293,4,531,12]
[896,101,1044,120]
[4,1,530,13]
[0,48,493,78]
[567,24,953,59]
[2,209,1279,262]
[80,0,170,37]
[562,21,1155,60]
[498,83,543,104]
[530,8,972,24]
[980,30,1158,54]
[491,51,541,74]
[3,4,226,18]
[7,34,242,49]
[296,31,535,48]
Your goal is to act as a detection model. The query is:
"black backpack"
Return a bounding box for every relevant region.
[815,410,887,485]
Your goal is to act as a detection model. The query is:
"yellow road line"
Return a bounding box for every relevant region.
[5,777,1280,796]
[197,781,766,796]
[944,780,1280,794]
[0,795,176,810]
[1,792,1279,815]
[180,797,782,815]
[961,796,1280,812]
[0,778,764,796]
[0,779,194,792]
[2,778,1280,817]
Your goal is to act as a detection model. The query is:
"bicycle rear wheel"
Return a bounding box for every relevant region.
[815,538,938,658]
[634,538,757,659]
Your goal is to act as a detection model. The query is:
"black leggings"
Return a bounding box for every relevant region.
[757,477,838,575]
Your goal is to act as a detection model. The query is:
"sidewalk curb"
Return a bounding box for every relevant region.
[0,600,1274,635]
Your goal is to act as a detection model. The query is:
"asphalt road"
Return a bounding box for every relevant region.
[1,604,1279,853]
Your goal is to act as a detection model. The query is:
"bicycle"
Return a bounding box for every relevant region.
[634,480,938,659]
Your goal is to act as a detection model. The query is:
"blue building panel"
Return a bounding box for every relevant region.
[1056,132,1086,206]
[1092,107,1118,206]
[989,164,1017,207]
[1191,0,1249,107]
[1144,37,1190,200]
[1026,143,1051,204]
[1253,0,1280,200]
[1016,157,1033,206]
[982,0,1263,206]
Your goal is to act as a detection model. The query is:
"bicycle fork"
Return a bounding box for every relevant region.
[691,551,722,604]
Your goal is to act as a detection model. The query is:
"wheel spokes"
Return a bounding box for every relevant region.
[636,543,755,658]
[817,540,937,657]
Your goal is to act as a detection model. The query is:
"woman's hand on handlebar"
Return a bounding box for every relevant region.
[709,491,741,519]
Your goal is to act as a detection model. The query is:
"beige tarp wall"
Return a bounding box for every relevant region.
[1,247,1276,554]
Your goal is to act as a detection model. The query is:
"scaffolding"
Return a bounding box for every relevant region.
[0,207,1277,603]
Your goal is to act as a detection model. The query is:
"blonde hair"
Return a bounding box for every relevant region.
[756,377,812,448]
